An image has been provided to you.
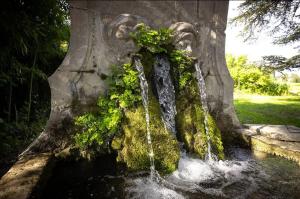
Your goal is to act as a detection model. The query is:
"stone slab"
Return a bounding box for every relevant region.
[251,135,300,165]
[244,124,300,142]
[0,153,53,199]
[233,125,300,165]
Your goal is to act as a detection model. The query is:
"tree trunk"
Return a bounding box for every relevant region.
[27,51,37,122]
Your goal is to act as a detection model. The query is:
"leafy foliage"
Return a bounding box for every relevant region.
[232,0,300,44]
[130,24,172,53]
[132,24,194,90]
[74,63,141,150]
[75,24,195,153]
[169,50,194,90]
[262,55,300,71]
[232,0,300,70]
[0,0,69,173]
[227,54,289,95]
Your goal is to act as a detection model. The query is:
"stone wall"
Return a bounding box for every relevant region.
[23,0,240,154]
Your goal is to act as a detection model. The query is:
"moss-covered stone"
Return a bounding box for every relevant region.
[176,80,224,159]
[112,88,180,174]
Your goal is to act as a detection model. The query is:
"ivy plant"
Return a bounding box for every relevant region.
[74,63,141,150]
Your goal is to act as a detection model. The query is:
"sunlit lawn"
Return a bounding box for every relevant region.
[289,83,300,95]
[234,92,300,127]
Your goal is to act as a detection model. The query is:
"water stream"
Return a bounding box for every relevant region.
[39,147,300,199]
[153,55,177,135]
[38,58,300,199]
[133,57,156,180]
[194,60,215,161]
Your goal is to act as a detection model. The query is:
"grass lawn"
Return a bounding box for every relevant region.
[234,93,300,127]
[289,83,300,95]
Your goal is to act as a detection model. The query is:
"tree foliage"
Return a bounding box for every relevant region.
[232,0,300,70]
[0,0,69,169]
[226,54,289,96]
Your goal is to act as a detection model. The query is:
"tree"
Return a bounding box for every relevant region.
[0,0,69,170]
[226,54,289,95]
[232,0,300,70]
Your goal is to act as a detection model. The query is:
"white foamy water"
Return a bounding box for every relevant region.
[126,151,265,199]
[172,155,214,183]
[126,177,185,199]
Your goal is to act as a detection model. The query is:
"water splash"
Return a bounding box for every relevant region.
[153,55,177,135]
[194,60,216,161]
[134,57,156,180]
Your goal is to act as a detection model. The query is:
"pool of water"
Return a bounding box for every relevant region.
[34,148,300,199]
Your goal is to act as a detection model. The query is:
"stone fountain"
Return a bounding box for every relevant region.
[2,2,300,199]
[0,1,243,198]
[23,0,239,155]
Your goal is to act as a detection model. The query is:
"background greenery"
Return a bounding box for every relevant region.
[226,54,289,96]
[226,54,300,127]
[234,92,300,127]
[0,0,69,176]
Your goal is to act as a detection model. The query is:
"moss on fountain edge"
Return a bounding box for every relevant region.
[74,24,224,174]
[111,50,180,174]
[176,79,224,160]
[112,89,180,174]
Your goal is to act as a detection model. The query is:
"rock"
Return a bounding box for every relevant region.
[176,79,224,159]
[0,153,53,199]
[245,124,300,142]
[112,92,180,174]
[251,135,300,165]
[232,125,300,165]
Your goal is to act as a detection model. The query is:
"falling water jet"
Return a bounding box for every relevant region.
[153,55,177,136]
[194,60,217,161]
[133,56,156,180]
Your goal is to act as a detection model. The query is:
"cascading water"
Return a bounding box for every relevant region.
[42,59,300,199]
[133,57,156,180]
[153,55,177,135]
[194,60,216,161]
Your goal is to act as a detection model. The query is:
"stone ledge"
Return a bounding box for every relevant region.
[245,124,300,142]
[251,135,300,165]
[232,124,300,165]
[0,153,53,199]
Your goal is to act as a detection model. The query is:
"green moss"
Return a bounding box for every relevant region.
[176,80,224,159]
[113,90,180,174]
[75,24,224,173]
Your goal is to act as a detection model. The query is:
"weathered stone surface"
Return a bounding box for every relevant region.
[23,0,239,154]
[245,124,300,142]
[251,135,300,165]
[232,125,300,165]
[0,153,53,199]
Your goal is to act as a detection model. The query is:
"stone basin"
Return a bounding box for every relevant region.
[233,124,300,165]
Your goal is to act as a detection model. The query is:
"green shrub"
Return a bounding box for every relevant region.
[226,54,289,95]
